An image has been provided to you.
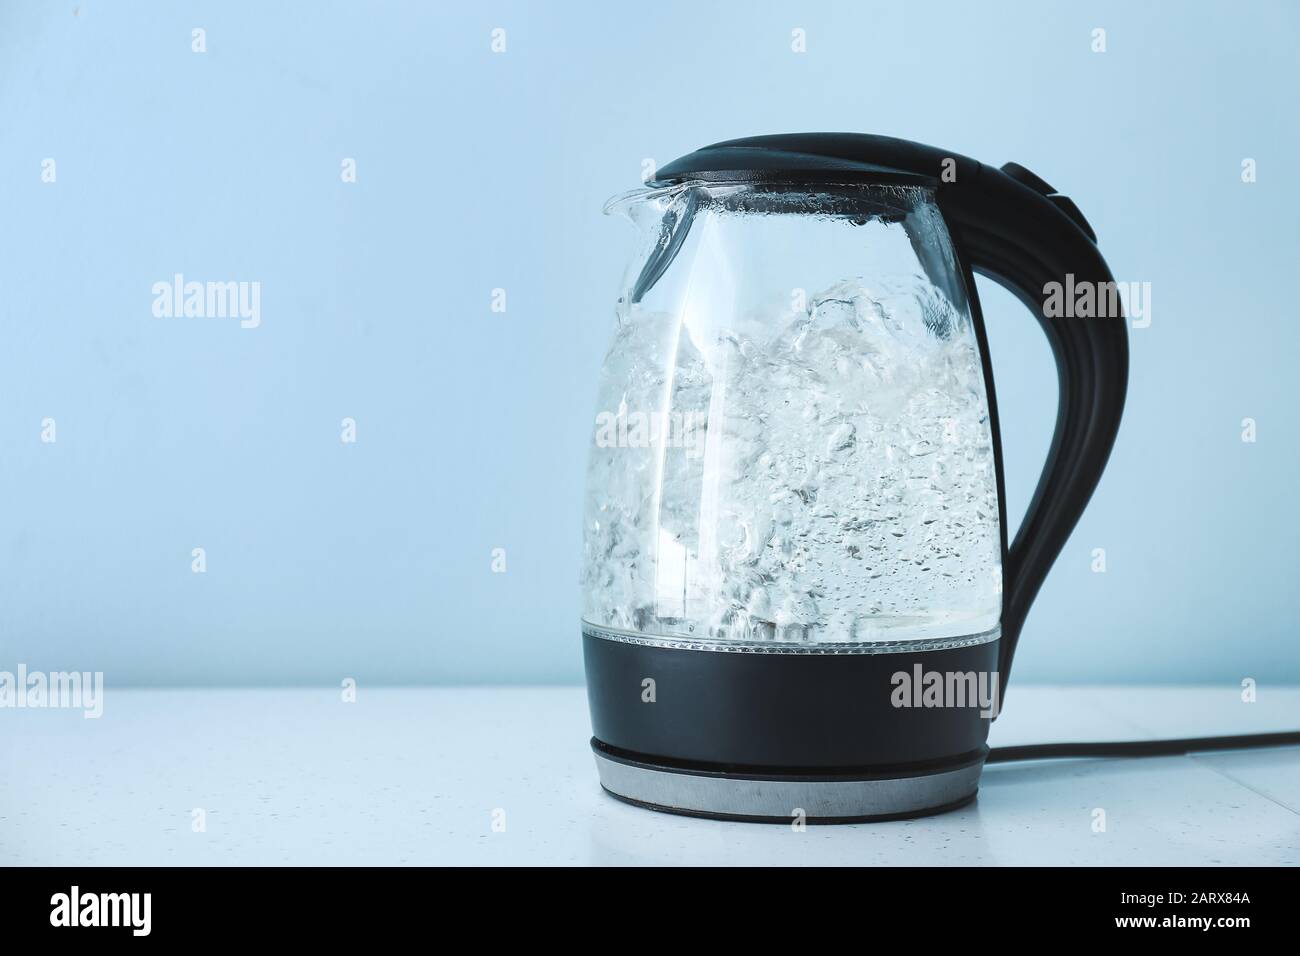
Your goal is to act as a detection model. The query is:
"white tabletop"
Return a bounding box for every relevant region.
[2,685,1297,866]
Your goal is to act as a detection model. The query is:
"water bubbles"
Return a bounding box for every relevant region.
[827,422,856,454]
[582,277,1002,644]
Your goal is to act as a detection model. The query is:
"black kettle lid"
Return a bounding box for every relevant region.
[648,132,1098,242]
[649,133,970,188]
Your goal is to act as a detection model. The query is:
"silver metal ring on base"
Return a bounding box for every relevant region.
[593,746,985,823]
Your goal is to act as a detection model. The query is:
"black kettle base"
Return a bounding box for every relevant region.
[592,740,985,824]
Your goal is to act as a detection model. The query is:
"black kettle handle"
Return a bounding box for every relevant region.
[936,161,1129,688]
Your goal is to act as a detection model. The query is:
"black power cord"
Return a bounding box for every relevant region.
[987,730,1300,764]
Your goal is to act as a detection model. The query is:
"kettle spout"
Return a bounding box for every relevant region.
[604,186,702,304]
[602,187,656,225]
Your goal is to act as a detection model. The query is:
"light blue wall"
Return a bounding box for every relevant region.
[1,1,1296,685]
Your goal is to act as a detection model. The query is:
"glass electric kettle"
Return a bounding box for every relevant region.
[581,134,1128,821]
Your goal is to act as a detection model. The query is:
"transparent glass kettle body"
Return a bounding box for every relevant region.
[582,182,1003,648]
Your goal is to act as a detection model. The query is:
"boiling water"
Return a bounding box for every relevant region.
[582,277,1002,645]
